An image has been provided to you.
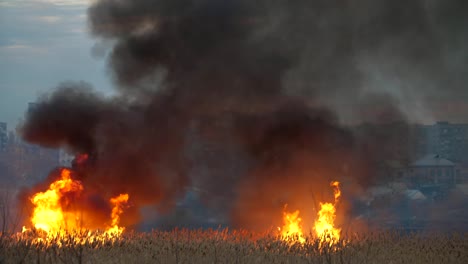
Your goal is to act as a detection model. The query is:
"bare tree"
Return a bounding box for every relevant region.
[0,188,24,235]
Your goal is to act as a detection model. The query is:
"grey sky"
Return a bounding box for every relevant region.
[0,0,112,129]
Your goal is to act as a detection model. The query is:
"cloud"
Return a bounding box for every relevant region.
[38,0,90,6]
[35,15,62,23]
[0,44,47,55]
[0,0,91,8]
[0,0,93,8]
[0,1,89,48]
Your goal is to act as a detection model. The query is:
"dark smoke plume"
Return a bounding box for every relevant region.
[19,0,468,230]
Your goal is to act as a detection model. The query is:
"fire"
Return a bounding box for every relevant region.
[314,181,341,246]
[279,208,305,243]
[105,193,129,236]
[279,181,342,247]
[74,153,89,165]
[75,153,89,165]
[28,168,84,234]
[22,167,130,245]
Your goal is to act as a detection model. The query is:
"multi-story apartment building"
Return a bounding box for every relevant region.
[425,122,468,162]
[410,122,468,163]
[352,121,468,184]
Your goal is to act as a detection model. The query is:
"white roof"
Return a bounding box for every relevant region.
[404,189,426,200]
[411,154,455,167]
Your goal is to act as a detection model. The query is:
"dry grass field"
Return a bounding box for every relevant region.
[1,229,467,264]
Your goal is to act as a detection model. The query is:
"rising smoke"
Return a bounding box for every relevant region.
[19,0,468,230]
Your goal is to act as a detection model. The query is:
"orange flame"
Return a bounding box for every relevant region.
[22,168,130,244]
[314,181,341,247]
[105,194,129,236]
[279,181,342,247]
[279,208,305,243]
[28,168,84,234]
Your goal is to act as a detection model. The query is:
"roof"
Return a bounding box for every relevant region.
[368,186,393,197]
[404,189,426,200]
[411,154,455,167]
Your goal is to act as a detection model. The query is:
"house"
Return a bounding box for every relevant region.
[405,154,458,193]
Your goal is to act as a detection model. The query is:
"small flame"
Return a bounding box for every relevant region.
[331,181,340,201]
[314,181,341,247]
[279,208,305,244]
[105,194,129,236]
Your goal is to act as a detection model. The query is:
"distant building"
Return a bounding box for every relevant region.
[0,122,7,152]
[0,136,60,184]
[404,154,462,199]
[357,121,468,163]
[413,122,468,163]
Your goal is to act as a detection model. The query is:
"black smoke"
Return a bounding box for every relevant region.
[18,0,468,230]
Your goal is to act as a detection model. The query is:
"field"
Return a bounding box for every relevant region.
[1,229,467,264]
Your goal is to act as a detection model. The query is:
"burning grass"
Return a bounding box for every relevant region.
[21,168,129,240]
[7,176,466,263]
[1,229,467,264]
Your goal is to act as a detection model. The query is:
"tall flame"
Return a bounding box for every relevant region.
[29,168,84,234]
[314,181,341,246]
[105,194,129,236]
[22,167,130,244]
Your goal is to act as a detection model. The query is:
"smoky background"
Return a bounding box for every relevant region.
[11,0,468,232]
